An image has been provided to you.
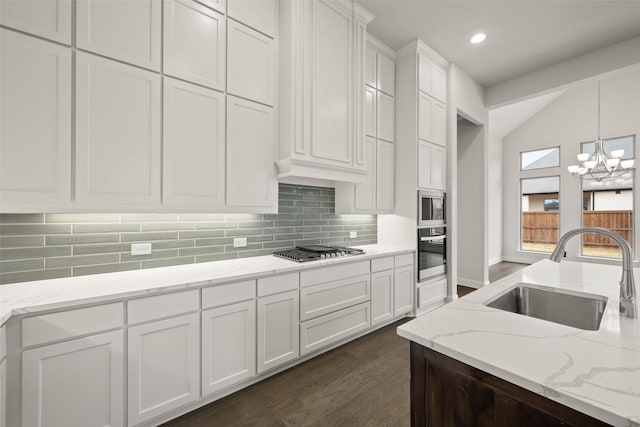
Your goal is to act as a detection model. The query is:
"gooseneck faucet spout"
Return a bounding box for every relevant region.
[550,227,637,318]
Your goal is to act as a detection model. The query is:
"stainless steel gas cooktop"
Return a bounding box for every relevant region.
[273,245,365,262]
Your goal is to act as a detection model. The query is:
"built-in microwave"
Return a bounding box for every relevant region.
[418,190,445,227]
[418,226,447,282]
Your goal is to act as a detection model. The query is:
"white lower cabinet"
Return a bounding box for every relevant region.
[22,330,124,427]
[300,302,370,356]
[394,264,414,316]
[127,313,200,426]
[371,269,394,325]
[201,300,256,396]
[418,276,447,310]
[257,290,299,373]
[300,274,370,321]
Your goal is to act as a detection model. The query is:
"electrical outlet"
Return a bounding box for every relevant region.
[131,243,152,256]
[233,237,247,248]
[349,231,357,239]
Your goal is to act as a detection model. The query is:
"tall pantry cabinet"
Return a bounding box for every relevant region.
[0,0,278,213]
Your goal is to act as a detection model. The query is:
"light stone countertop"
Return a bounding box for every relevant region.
[0,244,414,326]
[397,259,640,427]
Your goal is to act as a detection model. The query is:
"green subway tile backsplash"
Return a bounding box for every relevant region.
[0,184,377,285]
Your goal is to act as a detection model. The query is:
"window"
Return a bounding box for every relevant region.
[521,147,560,171]
[581,136,635,259]
[521,176,560,253]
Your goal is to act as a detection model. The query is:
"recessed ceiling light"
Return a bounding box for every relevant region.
[470,33,486,44]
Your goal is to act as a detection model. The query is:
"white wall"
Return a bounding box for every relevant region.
[502,69,640,264]
[449,64,489,290]
[488,135,503,264]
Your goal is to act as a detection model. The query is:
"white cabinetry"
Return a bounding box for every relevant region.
[371,269,394,325]
[335,34,395,214]
[202,300,256,396]
[278,0,373,183]
[300,302,370,355]
[418,92,446,147]
[394,254,414,316]
[163,77,225,208]
[0,0,71,44]
[75,52,161,207]
[22,330,124,427]
[418,276,447,311]
[226,96,277,210]
[419,54,446,103]
[0,30,72,209]
[228,0,277,38]
[77,0,161,71]
[257,290,300,373]
[418,141,446,191]
[164,0,225,91]
[128,313,200,426]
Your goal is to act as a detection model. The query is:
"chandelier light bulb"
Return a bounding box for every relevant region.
[577,153,590,162]
[621,159,635,169]
[611,149,624,159]
[606,158,620,168]
[567,165,580,173]
[584,160,597,169]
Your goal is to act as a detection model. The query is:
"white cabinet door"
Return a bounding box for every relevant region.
[354,137,376,211]
[365,44,376,88]
[0,30,72,207]
[431,143,446,191]
[310,0,353,166]
[227,20,275,106]
[164,0,225,91]
[228,0,277,37]
[0,0,71,44]
[257,290,299,373]
[371,270,393,325]
[75,52,161,206]
[433,65,447,103]
[128,313,200,426]
[202,300,256,396]
[418,140,432,189]
[418,91,434,143]
[198,0,225,14]
[394,264,414,316]
[376,91,394,143]
[163,77,225,208]
[433,100,447,147]
[376,140,394,212]
[418,54,433,96]
[76,0,161,71]
[364,86,376,138]
[227,96,277,208]
[22,330,124,427]
[377,53,394,96]
[418,276,447,309]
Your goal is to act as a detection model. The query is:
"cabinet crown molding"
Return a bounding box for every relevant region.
[354,3,375,24]
[397,39,449,69]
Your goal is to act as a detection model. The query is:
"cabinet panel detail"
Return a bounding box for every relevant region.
[371,270,394,325]
[0,0,72,44]
[228,0,277,38]
[394,264,414,316]
[257,290,299,373]
[300,274,371,321]
[354,137,376,211]
[376,91,394,143]
[376,140,395,211]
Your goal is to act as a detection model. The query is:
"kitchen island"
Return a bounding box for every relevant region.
[397,259,640,427]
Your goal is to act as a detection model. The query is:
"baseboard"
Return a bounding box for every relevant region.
[488,257,503,266]
[457,277,489,288]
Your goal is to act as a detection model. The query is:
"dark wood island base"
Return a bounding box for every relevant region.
[409,342,611,427]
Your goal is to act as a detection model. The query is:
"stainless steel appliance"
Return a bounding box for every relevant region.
[273,245,365,262]
[417,227,446,281]
[418,190,445,227]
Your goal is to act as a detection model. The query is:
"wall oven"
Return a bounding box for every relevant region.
[418,226,447,281]
[418,190,445,227]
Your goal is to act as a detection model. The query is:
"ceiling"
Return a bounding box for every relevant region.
[358,0,640,88]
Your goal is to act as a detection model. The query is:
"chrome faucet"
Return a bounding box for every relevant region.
[550,227,637,318]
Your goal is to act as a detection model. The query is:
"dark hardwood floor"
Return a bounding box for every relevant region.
[457,261,528,297]
[163,319,412,427]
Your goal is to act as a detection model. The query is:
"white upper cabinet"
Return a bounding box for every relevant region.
[376,91,394,143]
[365,44,376,88]
[278,0,374,183]
[364,86,376,138]
[76,0,161,71]
[227,20,275,106]
[164,0,226,91]
[418,92,445,147]
[418,53,447,103]
[163,77,225,208]
[354,137,376,211]
[226,96,277,209]
[376,140,394,211]
[75,52,161,206]
[377,53,395,96]
[418,140,446,191]
[0,0,72,44]
[433,100,446,147]
[198,0,226,14]
[0,30,72,208]
[228,0,277,37]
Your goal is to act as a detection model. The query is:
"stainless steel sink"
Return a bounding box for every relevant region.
[484,283,607,330]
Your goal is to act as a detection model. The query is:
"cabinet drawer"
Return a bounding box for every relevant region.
[202,280,256,309]
[257,273,299,297]
[300,261,369,288]
[300,302,370,356]
[371,256,394,272]
[418,278,447,309]
[128,290,199,325]
[300,274,370,321]
[22,303,123,348]
[395,253,413,267]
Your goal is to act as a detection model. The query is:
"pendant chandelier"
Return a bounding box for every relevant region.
[567,81,634,181]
